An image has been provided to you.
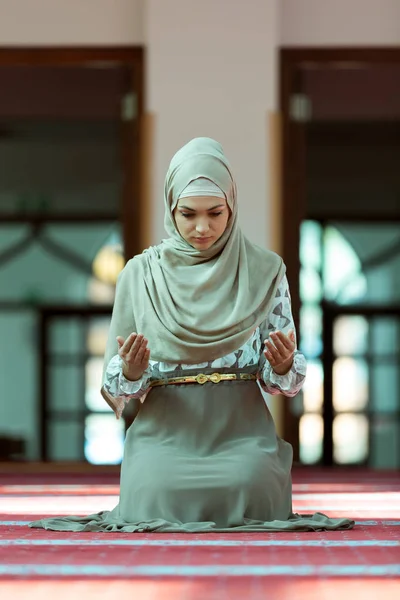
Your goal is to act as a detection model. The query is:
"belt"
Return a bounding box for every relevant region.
[149,372,257,388]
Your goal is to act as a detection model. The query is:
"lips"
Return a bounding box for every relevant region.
[195,237,212,242]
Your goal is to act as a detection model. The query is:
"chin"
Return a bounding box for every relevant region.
[192,240,215,250]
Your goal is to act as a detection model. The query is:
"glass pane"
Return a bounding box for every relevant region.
[0,225,30,255]
[92,241,124,286]
[365,263,400,304]
[300,268,323,304]
[87,278,116,305]
[300,220,322,270]
[49,365,82,411]
[330,223,400,306]
[87,318,111,356]
[324,226,367,304]
[300,304,322,358]
[0,310,39,460]
[371,318,399,356]
[333,316,369,356]
[370,420,400,469]
[333,358,369,412]
[84,414,124,464]
[303,360,324,412]
[0,119,121,216]
[333,414,369,464]
[48,421,84,461]
[44,223,120,263]
[49,318,83,354]
[299,414,323,464]
[371,365,399,413]
[85,357,112,412]
[0,242,89,303]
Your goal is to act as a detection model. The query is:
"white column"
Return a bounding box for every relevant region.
[145,0,279,249]
[145,0,283,432]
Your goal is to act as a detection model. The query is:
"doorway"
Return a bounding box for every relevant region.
[0,47,144,462]
[280,48,400,467]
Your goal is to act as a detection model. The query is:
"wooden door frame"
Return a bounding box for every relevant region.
[279,46,400,460]
[0,46,145,259]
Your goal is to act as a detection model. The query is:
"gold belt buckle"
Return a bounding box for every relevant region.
[209,372,222,384]
[195,373,208,385]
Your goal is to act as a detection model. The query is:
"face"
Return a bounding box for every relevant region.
[173,196,230,250]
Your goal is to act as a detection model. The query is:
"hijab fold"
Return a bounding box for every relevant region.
[102,137,285,380]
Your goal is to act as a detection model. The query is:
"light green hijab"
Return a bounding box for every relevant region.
[103,137,285,375]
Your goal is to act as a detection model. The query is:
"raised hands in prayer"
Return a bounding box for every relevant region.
[263,329,296,376]
[117,333,150,382]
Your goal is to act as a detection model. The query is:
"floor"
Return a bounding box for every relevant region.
[0,468,399,599]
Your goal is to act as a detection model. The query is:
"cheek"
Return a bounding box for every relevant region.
[174,214,192,238]
[220,214,230,233]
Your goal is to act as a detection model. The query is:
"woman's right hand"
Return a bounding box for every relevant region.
[116,333,150,381]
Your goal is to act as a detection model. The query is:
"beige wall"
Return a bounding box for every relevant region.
[145,0,279,248]
[1,1,398,47]
[281,0,400,46]
[1,0,397,244]
[0,0,144,45]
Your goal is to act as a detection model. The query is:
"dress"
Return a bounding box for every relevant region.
[29,276,354,533]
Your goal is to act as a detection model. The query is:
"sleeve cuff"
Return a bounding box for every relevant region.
[119,367,151,395]
[266,352,307,392]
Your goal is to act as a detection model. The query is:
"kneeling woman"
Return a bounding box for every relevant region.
[30,138,354,533]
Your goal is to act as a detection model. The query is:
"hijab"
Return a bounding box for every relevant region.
[102,137,285,378]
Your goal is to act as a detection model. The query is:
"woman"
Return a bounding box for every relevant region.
[30,137,354,532]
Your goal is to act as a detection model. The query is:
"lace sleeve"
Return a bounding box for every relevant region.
[101,355,152,420]
[258,275,307,398]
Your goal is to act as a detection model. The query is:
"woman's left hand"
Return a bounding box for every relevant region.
[264,329,296,376]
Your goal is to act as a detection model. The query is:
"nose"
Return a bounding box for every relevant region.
[196,218,210,235]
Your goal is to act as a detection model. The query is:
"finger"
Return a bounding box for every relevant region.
[142,348,151,367]
[274,331,295,352]
[265,340,281,362]
[270,332,290,356]
[134,338,148,363]
[126,334,145,361]
[264,349,275,365]
[289,329,296,344]
[116,336,125,348]
[121,333,137,354]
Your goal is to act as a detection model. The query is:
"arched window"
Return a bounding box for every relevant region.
[299,221,368,465]
[84,231,125,464]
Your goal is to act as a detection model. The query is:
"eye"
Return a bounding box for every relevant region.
[180,213,194,218]
[210,212,223,217]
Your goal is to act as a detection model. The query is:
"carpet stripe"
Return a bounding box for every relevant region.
[1,520,400,526]
[1,564,400,577]
[1,539,399,547]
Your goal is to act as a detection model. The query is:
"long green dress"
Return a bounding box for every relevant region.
[29,277,354,533]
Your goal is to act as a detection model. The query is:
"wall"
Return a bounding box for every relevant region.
[1,0,398,453]
[145,0,279,248]
[281,0,400,46]
[1,1,399,48]
[0,0,144,45]
[1,0,398,244]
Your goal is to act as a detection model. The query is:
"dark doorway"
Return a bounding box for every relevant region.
[280,48,400,467]
[0,47,144,462]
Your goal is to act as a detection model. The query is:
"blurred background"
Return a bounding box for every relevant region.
[0,0,399,471]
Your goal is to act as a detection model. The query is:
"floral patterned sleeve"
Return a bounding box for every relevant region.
[102,355,152,419]
[258,275,307,398]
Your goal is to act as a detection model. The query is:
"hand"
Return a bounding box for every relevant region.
[117,333,150,381]
[264,329,296,376]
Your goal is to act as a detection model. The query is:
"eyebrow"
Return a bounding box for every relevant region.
[179,204,225,212]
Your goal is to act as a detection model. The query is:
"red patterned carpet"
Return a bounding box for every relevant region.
[0,468,399,599]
